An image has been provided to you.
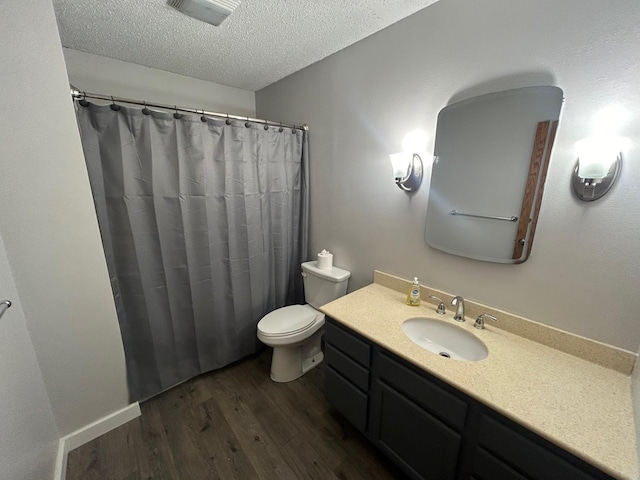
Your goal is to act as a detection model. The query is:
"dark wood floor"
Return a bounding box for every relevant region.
[66,349,407,480]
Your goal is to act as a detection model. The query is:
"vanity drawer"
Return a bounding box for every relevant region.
[376,351,467,431]
[325,343,369,391]
[325,319,371,367]
[478,415,611,480]
[325,366,368,432]
[470,447,528,480]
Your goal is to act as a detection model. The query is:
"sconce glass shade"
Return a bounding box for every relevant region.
[575,137,621,179]
[572,136,624,201]
[390,152,411,178]
[389,152,423,192]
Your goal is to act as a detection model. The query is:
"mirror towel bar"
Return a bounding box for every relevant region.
[0,300,11,320]
[450,210,518,222]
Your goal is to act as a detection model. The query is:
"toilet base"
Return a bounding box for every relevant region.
[269,330,324,383]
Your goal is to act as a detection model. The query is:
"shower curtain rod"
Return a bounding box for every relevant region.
[70,87,308,131]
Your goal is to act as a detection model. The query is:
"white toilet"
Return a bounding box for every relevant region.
[257,260,351,382]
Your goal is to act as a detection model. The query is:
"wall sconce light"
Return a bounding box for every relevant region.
[572,136,624,201]
[389,152,423,192]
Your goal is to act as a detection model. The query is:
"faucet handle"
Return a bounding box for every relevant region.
[474,313,497,330]
[428,295,446,315]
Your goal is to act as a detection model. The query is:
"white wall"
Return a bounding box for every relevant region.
[0,0,130,438]
[0,232,59,480]
[63,48,256,117]
[257,0,640,352]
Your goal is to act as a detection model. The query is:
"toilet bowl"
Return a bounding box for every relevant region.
[257,304,325,382]
[257,261,351,383]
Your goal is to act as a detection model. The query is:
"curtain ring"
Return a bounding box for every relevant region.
[200,110,207,122]
[292,125,297,134]
[110,96,121,111]
[245,116,251,128]
[78,91,90,107]
[141,101,150,115]
[263,120,269,131]
[173,106,182,120]
[279,122,284,133]
[225,114,231,125]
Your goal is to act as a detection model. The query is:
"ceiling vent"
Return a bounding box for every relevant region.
[167,0,241,26]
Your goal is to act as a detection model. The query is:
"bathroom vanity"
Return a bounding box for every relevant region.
[320,273,637,480]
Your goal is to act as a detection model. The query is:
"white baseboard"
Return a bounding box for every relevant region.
[53,402,141,480]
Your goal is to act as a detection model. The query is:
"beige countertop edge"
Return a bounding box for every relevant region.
[320,282,638,480]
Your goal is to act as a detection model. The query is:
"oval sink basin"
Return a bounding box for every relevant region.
[402,317,488,361]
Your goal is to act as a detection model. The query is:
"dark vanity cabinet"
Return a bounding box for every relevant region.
[324,323,371,433]
[324,318,615,480]
[369,349,466,480]
[469,413,609,480]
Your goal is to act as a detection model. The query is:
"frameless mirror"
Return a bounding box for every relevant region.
[425,86,564,263]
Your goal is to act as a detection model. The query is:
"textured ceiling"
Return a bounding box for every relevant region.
[52,0,440,91]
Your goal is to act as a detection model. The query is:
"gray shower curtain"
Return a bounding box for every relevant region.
[75,101,309,401]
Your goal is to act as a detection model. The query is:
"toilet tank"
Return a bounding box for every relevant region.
[301,261,351,309]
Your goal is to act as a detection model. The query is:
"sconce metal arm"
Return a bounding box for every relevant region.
[0,300,11,321]
[395,154,423,192]
[395,178,414,191]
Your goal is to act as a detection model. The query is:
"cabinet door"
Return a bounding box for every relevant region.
[325,366,368,432]
[376,350,467,430]
[370,380,461,480]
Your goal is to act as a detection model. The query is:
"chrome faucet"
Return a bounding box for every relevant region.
[474,313,498,330]
[451,296,465,322]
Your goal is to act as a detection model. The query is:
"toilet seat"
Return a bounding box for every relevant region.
[258,304,321,337]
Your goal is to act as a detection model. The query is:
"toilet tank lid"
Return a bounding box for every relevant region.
[301,261,351,282]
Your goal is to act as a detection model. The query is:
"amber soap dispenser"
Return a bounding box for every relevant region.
[406,277,421,306]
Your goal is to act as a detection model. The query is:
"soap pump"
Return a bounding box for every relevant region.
[406,277,421,306]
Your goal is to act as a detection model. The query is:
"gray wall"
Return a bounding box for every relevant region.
[0,232,59,480]
[256,0,640,352]
[63,48,256,117]
[634,354,640,470]
[0,0,130,439]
